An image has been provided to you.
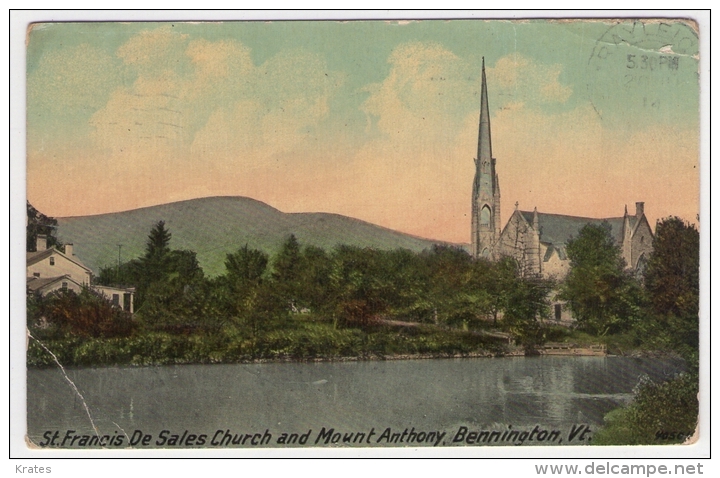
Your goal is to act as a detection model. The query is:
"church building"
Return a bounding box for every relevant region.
[471,58,653,280]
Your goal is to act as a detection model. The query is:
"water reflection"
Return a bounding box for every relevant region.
[27,356,684,447]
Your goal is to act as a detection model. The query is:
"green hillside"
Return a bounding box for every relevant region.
[57,196,458,277]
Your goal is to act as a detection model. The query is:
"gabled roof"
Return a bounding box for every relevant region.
[26,249,53,265]
[519,211,625,246]
[626,215,638,231]
[26,248,92,273]
[542,243,567,262]
[26,275,82,293]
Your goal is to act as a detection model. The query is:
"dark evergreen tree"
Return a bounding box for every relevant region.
[644,217,699,320]
[99,221,209,330]
[271,234,303,303]
[133,220,175,295]
[26,201,61,252]
[643,217,699,357]
[145,220,171,259]
[296,246,333,312]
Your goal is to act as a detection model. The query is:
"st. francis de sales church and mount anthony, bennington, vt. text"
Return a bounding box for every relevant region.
[36,423,592,448]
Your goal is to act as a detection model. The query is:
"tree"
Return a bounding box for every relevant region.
[643,217,699,357]
[145,220,171,259]
[644,217,699,320]
[469,257,518,326]
[560,222,642,335]
[26,201,61,252]
[216,245,285,354]
[132,220,178,304]
[225,244,268,285]
[502,271,553,348]
[136,249,207,332]
[113,221,208,330]
[593,218,700,446]
[371,248,429,321]
[296,246,333,312]
[271,234,303,302]
[329,246,388,328]
[424,245,474,326]
[97,261,135,287]
[221,245,269,319]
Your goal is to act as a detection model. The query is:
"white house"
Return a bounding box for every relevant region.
[26,234,135,313]
[93,285,135,314]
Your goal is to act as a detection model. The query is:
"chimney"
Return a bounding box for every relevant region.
[36,234,47,251]
[635,202,645,218]
[65,243,73,257]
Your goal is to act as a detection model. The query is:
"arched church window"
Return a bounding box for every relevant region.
[480,205,491,226]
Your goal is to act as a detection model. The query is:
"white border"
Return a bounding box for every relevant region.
[8,9,712,465]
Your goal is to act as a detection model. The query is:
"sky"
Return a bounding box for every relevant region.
[25,18,700,244]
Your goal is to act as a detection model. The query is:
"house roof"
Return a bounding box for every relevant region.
[27,248,92,272]
[519,211,628,246]
[94,285,136,293]
[26,275,82,293]
[26,249,53,265]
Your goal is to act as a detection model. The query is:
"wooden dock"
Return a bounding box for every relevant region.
[539,343,607,356]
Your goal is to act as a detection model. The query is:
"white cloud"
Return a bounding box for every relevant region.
[86,28,344,165]
[489,53,572,106]
[117,25,189,70]
[360,42,472,142]
[189,48,344,162]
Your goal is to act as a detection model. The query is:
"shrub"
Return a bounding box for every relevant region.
[27,288,133,339]
[593,372,698,445]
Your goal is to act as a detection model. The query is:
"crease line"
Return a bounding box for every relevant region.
[112,421,131,443]
[28,330,100,437]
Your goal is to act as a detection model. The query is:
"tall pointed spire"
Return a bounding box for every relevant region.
[477,57,492,164]
[471,57,500,259]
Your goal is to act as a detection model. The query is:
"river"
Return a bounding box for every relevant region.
[27,356,684,448]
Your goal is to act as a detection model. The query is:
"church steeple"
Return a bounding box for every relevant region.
[477,57,492,164]
[472,57,501,259]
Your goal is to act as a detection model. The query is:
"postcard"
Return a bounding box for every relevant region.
[18,15,704,456]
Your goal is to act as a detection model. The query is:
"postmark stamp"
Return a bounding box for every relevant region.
[587,20,699,123]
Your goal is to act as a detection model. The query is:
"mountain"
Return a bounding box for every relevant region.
[56,196,460,277]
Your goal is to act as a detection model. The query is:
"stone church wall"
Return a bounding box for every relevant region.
[541,247,570,279]
[630,217,654,269]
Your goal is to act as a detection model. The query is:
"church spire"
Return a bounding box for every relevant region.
[477,57,492,164]
[471,57,500,259]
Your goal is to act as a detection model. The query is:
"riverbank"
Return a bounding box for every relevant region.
[27,344,509,369]
[26,321,516,368]
[30,319,689,369]
[29,338,636,369]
